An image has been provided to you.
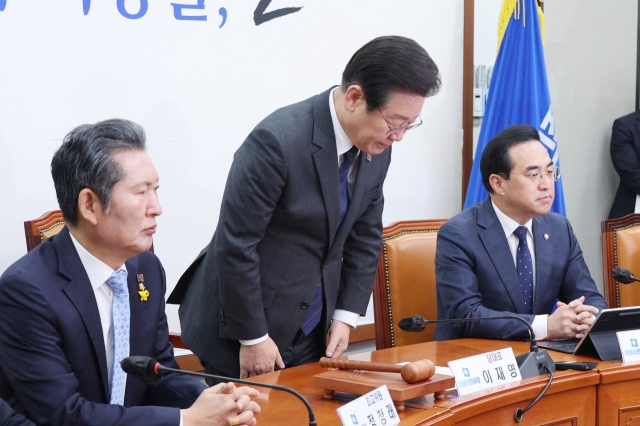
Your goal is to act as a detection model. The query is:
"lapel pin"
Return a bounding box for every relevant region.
[137,274,149,302]
[366,153,372,162]
[544,234,549,240]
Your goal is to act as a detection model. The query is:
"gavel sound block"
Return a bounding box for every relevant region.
[314,357,455,411]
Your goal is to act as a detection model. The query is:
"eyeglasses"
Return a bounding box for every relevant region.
[378,108,422,135]
[498,166,561,183]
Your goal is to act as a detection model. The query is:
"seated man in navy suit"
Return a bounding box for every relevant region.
[434,124,607,341]
[0,119,260,426]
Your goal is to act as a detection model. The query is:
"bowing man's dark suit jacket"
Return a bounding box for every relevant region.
[0,227,207,426]
[169,87,391,377]
[609,110,640,219]
[434,198,607,341]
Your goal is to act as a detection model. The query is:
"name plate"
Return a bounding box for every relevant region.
[617,329,640,362]
[336,384,400,426]
[447,347,522,396]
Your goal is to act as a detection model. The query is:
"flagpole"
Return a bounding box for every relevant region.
[636,0,640,110]
[462,0,475,206]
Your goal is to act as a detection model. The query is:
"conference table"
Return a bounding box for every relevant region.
[246,338,640,425]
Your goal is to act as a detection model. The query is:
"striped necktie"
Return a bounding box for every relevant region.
[300,146,359,336]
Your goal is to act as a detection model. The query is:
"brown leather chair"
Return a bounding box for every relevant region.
[372,219,447,350]
[24,210,66,252]
[602,213,640,308]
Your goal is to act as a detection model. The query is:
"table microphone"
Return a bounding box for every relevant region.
[397,315,555,379]
[121,356,317,426]
[611,267,640,284]
[398,316,556,423]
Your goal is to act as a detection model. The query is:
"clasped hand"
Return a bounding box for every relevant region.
[182,382,261,426]
[547,296,599,340]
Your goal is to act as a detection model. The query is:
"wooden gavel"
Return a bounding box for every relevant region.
[319,357,435,384]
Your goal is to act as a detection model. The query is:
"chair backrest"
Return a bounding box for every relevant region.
[602,213,640,308]
[373,219,447,350]
[24,210,66,252]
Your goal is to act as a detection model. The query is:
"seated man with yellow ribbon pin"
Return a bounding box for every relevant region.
[0,119,260,426]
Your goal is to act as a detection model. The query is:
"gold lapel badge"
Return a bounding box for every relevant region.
[137,274,149,302]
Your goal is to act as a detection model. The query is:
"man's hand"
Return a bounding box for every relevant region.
[239,337,284,379]
[326,320,351,358]
[182,382,261,426]
[548,296,600,339]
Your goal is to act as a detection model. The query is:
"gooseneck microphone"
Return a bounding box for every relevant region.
[398,315,541,354]
[121,356,317,426]
[611,267,640,284]
[398,315,555,423]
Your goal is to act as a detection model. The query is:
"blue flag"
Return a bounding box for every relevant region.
[464,0,565,215]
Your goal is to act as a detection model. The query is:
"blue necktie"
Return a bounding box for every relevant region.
[514,226,533,314]
[300,146,359,336]
[106,270,129,405]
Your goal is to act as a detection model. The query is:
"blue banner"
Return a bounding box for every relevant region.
[464,0,565,215]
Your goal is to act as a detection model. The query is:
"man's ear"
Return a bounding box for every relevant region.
[76,188,103,226]
[343,85,365,113]
[489,174,506,196]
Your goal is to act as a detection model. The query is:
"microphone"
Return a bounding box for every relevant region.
[611,267,640,284]
[398,316,555,423]
[121,356,163,384]
[121,356,317,426]
[398,315,555,379]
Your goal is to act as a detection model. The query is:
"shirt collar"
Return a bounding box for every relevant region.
[68,231,127,291]
[329,87,357,157]
[491,200,533,239]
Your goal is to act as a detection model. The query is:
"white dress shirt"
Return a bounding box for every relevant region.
[69,233,184,425]
[68,232,128,403]
[491,201,548,339]
[240,88,361,346]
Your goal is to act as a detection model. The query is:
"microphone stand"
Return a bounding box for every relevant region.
[514,365,554,423]
[122,357,317,426]
[400,315,555,378]
[398,315,555,422]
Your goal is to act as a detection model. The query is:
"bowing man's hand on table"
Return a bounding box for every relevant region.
[326,320,351,358]
[239,337,285,379]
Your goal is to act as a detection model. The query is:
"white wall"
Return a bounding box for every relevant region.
[473,0,502,153]
[474,0,502,67]
[0,1,464,332]
[545,1,637,293]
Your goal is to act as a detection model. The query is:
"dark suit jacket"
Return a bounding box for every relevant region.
[169,88,391,377]
[609,110,640,219]
[434,198,607,341]
[0,398,33,426]
[0,228,207,426]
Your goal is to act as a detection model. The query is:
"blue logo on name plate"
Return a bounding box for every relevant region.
[462,368,470,377]
[632,339,638,348]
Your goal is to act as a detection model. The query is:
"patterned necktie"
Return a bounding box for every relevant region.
[513,226,534,314]
[300,146,359,336]
[337,146,359,229]
[106,269,129,405]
